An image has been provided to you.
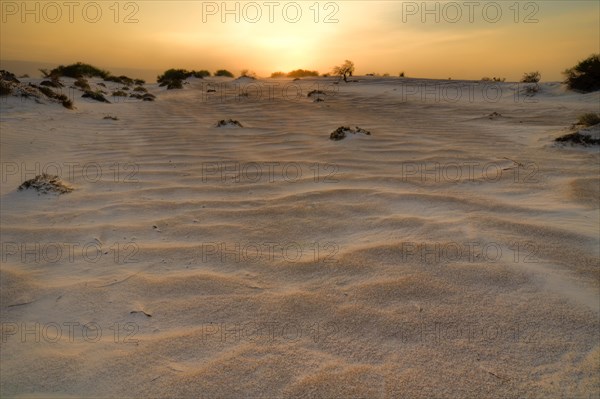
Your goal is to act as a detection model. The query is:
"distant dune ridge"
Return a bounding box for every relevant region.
[1,63,599,398]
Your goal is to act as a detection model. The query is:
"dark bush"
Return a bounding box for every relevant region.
[103,75,136,85]
[142,93,156,101]
[0,81,12,96]
[578,113,600,126]
[104,75,122,83]
[563,54,600,92]
[521,71,541,83]
[0,70,20,83]
[555,132,599,146]
[18,173,73,194]
[157,68,205,89]
[118,76,134,85]
[158,69,191,83]
[287,69,319,78]
[524,84,539,96]
[82,90,110,103]
[215,69,234,77]
[74,78,91,91]
[192,70,211,78]
[37,85,58,98]
[51,62,109,78]
[307,90,325,97]
[41,80,63,88]
[166,80,183,90]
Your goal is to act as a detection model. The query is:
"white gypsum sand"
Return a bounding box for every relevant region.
[1,76,599,398]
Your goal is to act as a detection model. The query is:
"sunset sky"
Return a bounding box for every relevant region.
[1,1,598,81]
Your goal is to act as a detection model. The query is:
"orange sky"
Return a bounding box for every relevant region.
[1,1,598,81]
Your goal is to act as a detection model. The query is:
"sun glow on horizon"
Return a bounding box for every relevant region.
[0,1,598,80]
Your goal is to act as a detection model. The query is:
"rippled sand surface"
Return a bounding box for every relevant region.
[1,77,599,398]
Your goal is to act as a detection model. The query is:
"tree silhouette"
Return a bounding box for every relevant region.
[333,60,355,82]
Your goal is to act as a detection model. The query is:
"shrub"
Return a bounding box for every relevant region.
[133,86,147,92]
[271,71,286,78]
[74,77,91,91]
[563,54,600,92]
[0,81,12,96]
[555,132,600,146]
[156,68,208,89]
[192,70,210,78]
[399,72,405,78]
[307,90,325,97]
[216,119,243,127]
[215,69,234,77]
[39,68,52,78]
[577,113,600,126]
[524,84,539,96]
[37,85,55,98]
[482,77,506,82]
[18,173,73,194]
[1,70,20,83]
[240,69,256,78]
[104,75,122,83]
[287,69,319,78]
[41,80,62,88]
[158,69,191,83]
[29,84,74,108]
[103,75,136,85]
[118,76,134,85]
[166,80,183,90]
[330,126,371,141]
[82,90,110,103]
[521,71,541,83]
[37,85,68,101]
[134,79,145,85]
[112,90,128,97]
[51,62,109,78]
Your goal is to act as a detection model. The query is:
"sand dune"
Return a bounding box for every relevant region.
[1,77,599,398]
